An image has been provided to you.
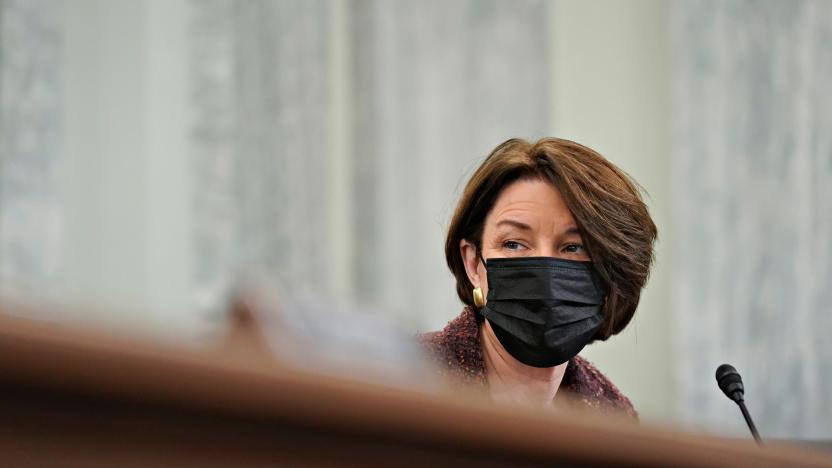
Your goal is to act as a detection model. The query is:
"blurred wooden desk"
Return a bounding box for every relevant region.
[0,311,828,467]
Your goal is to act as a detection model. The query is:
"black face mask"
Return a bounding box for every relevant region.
[480,256,607,368]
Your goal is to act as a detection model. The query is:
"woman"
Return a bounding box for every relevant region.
[419,138,657,420]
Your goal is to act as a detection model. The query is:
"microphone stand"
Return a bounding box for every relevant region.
[737,399,763,446]
[716,364,763,447]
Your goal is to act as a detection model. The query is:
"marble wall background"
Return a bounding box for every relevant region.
[189,0,336,319]
[672,0,832,438]
[0,0,62,299]
[189,0,553,330]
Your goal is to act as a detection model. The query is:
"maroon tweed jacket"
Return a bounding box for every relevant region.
[417,307,638,420]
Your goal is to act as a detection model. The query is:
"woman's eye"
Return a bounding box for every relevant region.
[503,240,524,251]
[564,244,584,253]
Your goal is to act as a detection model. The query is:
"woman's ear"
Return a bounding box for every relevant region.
[460,239,481,287]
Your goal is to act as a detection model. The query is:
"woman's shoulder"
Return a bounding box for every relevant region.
[417,308,638,420]
[560,355,638,420]
[416,307,487,387]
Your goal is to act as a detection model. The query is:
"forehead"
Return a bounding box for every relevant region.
[485,178,576,228]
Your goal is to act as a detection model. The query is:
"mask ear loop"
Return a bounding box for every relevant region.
[477,248,487,270]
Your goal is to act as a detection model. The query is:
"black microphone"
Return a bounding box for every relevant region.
[716,364,763,445]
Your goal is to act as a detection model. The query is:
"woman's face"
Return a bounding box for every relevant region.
[461,178,589,302]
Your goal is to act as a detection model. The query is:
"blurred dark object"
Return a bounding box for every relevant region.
[0,305,830,467]
[224,281,442,392]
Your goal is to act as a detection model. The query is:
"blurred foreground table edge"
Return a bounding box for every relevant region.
[0,310,828,467]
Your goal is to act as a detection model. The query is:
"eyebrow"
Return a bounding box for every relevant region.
[496,219,582,237]
[495,219,532,231]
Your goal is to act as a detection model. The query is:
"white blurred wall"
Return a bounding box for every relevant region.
[59,0,197,339]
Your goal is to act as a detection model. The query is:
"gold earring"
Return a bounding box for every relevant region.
[473,287,485,308]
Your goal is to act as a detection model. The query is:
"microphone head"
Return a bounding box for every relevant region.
[716,364,745,402]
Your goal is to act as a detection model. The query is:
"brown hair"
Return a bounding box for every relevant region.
[445,138,657,341]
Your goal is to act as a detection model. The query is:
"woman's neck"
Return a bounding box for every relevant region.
[480,319,567,407]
